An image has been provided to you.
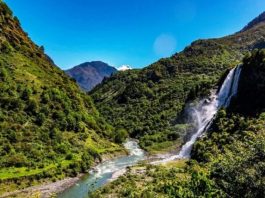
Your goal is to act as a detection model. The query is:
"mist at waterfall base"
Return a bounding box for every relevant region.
[154,65,242,163]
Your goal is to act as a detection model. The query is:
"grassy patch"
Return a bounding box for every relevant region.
[145,140,181,154]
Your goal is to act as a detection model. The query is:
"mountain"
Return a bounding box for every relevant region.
[66,61,117,91]
[91,11,265,153]
[91,35,265,198]
[0,2,122,194]
[190,49,265,197]
[1,1,265,196]
[241,11,265,32]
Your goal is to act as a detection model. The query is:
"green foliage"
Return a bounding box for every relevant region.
[190,51,265,197]
[91,50,265,198]
[0,67,7,81]
[21,88,32,100]
[0,2,122,191]
[91,21,265,151]
[230,49,265,115]
[1,1,265,196]
[92,108,265,198]
[114,129,129,143]
[92,70,217,151]
[192,111,265,197]
[91,163,223,198]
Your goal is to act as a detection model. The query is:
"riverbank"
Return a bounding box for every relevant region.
[0,149,127,198]
[0,176,83,198]
[57,140,146,198]
[0,140,180,198]
[89,160,189,197]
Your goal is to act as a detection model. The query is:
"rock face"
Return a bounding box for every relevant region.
[66,61,117,91]
[231,50,265,115]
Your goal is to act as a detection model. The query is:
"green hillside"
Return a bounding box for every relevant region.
[91,49,265,198]
[1,1,265,197]
[0,2,122,193]
[91,15,265,153]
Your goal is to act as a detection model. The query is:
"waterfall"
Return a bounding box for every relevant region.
[154,65,242,163]
[218,65,242,108]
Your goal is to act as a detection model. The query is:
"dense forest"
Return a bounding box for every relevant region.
[91,49,265,198]
[91,13,265,153]
[1,1,265,197]
[0,2,124,193]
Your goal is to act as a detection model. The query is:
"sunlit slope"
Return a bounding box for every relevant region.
[91,12,265,152]
[91,49,265,198]
[0,1,122,190]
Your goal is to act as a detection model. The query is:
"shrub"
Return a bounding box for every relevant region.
[26,99,39,114]
[65,153,73,160]
[6,153,27,167]
[21,88,32,100]
[36,112,45,126]
[0,68,8,81]
[114,129,129,143]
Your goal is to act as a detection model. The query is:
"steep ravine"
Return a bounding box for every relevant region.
[58,65,242,197]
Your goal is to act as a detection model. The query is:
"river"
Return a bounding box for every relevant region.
[59,65,242,197]
[58,140,145,198]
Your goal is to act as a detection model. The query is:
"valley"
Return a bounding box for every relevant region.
[0,1,265,198]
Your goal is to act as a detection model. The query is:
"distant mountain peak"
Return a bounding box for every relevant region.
[241,11,265,32]
[88,60,109,65]
[76,61,112,68]
[66,61,117,91]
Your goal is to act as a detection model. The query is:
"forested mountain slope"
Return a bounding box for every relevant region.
[190,49,265,197]
[91,12,265,152]
[91,49,265,198]
[0,2,122,193]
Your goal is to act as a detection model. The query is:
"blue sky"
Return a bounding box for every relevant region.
[5,0,265,69]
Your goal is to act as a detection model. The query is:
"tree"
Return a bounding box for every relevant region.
[26,99,38,114]
[21,88,32,100]
[39,45,45,52]
[36,112,45,126]
[0,68,8,81]
[115,129,129,143]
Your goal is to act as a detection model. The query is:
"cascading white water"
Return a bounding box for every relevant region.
[154,65,242,163]
[177,93,218,158]
[217,65,242,108]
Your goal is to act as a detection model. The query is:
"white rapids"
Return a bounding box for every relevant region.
[153,65,242,164]
[58,140,145,198]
